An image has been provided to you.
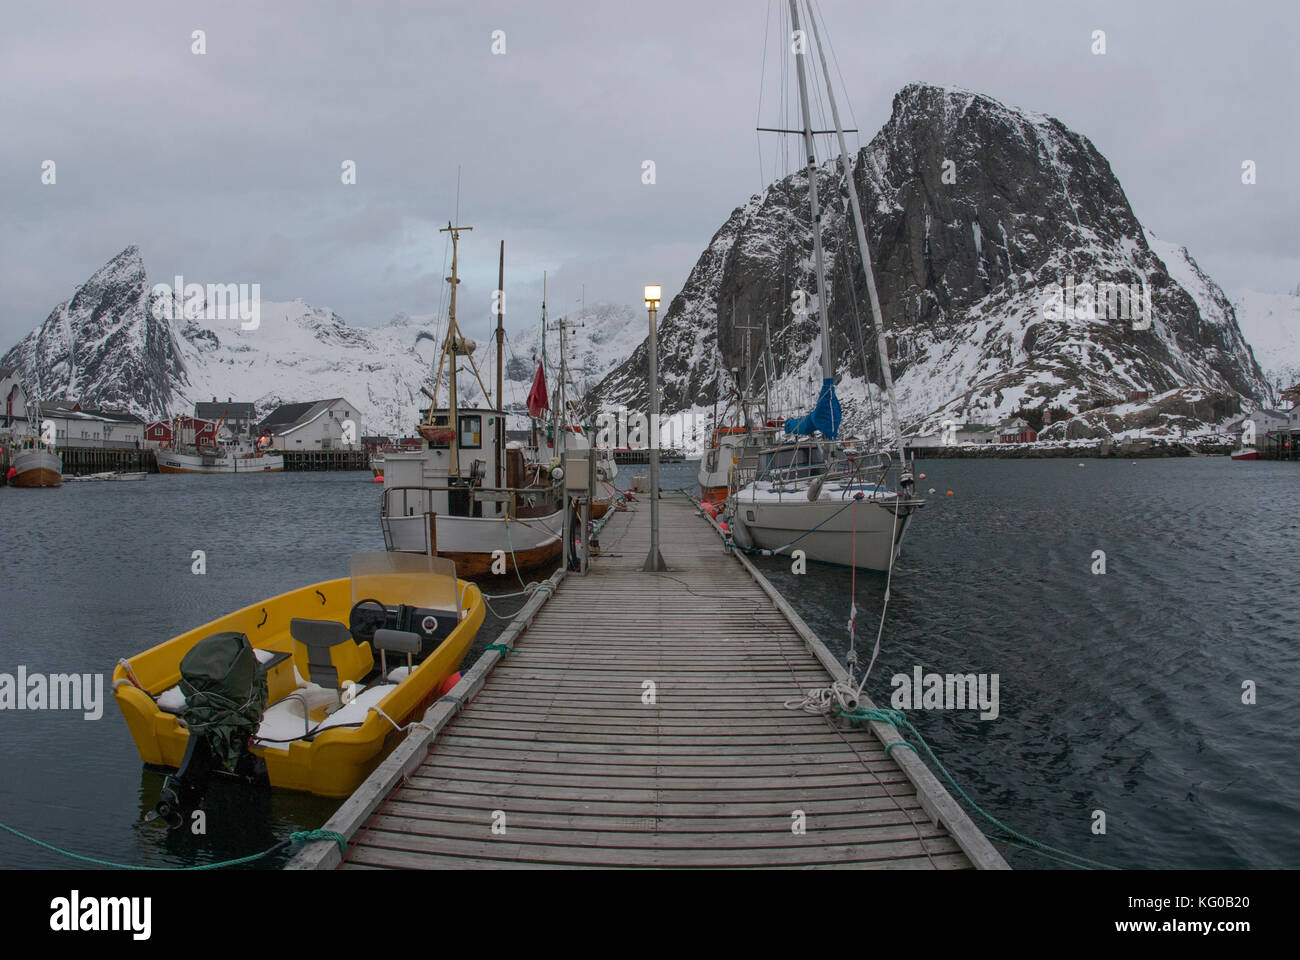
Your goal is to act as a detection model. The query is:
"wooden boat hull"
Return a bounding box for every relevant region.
[112,574,485,797]
[700,485,728,505]
[10,448,62,487]
[386,507,565,580]
[442,538,562,579]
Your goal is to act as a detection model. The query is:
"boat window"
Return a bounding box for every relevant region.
[459,415,482,449]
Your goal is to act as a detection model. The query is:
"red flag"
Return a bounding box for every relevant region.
[526,362,549,418]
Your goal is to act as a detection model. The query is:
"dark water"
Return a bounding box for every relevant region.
[1,460,1296,869]
[0,472,533,869]
[745,457,1300,869]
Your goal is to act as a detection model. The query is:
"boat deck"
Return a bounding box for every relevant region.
[288,493,1006,870]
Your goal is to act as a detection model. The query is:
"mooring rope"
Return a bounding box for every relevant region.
[834,707,1119,870]
[0,822,346,870]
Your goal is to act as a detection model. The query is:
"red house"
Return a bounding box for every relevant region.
[998,417,1038,443]
[144,416,218,448]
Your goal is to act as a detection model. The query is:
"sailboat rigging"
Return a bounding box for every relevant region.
[726,0,924,572]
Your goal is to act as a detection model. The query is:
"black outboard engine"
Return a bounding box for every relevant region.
[155,631,269,830]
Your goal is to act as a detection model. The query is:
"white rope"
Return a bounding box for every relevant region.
[784,679,860,715]
[368,705,433,735]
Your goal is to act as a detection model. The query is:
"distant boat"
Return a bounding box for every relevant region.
[1230,447,1258,461]
[10,434,62,488]
[157,449,283,474]
[63,470,147,482]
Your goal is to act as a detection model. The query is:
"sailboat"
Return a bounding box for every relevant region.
[728,0,924,572]
[380,228,565,578]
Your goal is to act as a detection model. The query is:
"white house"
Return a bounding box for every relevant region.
[38,402,146,448]
[257,398,361,451]
[1228,408,1291,442]
[0,367,28,431]
[906,422,999,448]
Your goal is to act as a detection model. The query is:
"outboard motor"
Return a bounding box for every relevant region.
[154,631,269,830]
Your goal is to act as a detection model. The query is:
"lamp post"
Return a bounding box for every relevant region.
[641,284,668,572]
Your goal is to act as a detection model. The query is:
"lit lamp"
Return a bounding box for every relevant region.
[641,284,668,571]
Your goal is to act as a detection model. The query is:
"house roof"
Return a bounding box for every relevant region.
[258,398,347,435]
[38,402,143,424]
[195,401,257,420]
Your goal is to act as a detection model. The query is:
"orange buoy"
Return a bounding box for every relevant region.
[946,490,953,496]
[372,475,384,483]
[438,671,462,697]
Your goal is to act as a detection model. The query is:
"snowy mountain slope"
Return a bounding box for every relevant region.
[0,246,646,437]
[586,83,1270,438]
[1232,288,1300,394]
[3,85,1277,442]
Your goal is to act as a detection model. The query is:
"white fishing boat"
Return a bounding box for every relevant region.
[729,0,922,571]
[381,229,565,579]
[157,448,283,474]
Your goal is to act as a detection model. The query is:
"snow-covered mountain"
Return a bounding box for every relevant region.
[586,83,1271,438]
[497,301,645,411]
[3,85,1283,443]
[0,246,645,436]
[1232,288,1300,396]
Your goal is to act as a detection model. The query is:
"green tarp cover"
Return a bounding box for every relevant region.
[179,631,268,771]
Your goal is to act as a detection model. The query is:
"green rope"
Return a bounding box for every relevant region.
[837,707,1118,870]
[0,822,347,870]
[883,740,915,756]
[484,643,511,658]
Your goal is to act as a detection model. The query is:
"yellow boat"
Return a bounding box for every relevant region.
[113,552,485,798]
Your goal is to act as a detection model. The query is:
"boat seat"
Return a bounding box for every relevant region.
[372,628,420,680]
[289,618,374,691]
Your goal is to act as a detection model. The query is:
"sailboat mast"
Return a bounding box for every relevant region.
[496,240,505,488]
[789,0,833,384]
[440,222,472,477]
[806,3,907,470]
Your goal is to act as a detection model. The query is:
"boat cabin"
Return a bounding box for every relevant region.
[382,407,545,523]
[759,441,828,481]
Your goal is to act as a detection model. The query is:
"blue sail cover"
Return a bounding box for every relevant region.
[784,377,841,440]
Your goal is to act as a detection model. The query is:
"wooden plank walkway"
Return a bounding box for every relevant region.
[289,493,1007,870]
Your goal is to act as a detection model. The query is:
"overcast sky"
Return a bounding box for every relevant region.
[3,0,1296,351]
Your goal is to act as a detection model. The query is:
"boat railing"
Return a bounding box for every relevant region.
[380,483,563,520]
[732,443,907,503]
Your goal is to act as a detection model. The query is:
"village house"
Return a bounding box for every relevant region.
[143,416,219,450]
[998,417,1038,443]
[193,398,259,439]
[257,398,360,451]
[0,367,28,430]
[38,401,146,448]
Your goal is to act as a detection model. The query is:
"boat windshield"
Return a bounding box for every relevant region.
[350,551,460,613]
[762,444,826,480]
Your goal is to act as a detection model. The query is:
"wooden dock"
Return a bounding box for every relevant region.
[288,494,1007,870]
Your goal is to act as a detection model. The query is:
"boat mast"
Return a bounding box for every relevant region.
[440,222,472,478]
[806,3,909,476]
[496,239,505,488]
[789,0,833,386]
